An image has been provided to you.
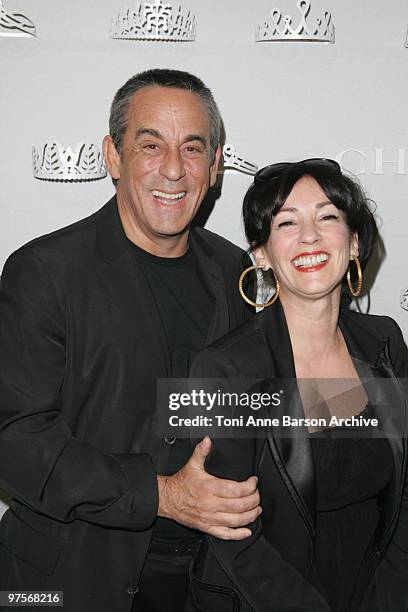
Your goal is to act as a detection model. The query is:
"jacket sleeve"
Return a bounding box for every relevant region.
[190,347,331,611]
[0,247,158,530]
[361,318,408,611]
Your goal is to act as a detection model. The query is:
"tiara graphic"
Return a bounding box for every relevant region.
[400,287,408,311]
[256,0,335,43]
[33,142,107,182]
[0,0,36,37]
[223,144,259,175]
[110,0,196,41]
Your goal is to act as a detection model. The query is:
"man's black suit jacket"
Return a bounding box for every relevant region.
[0,196,252,611]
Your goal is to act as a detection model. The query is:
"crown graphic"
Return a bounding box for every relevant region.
[110,0,196,41]
[0,0,36,37]
[401,287,408,311]
[222,144,259,175]
[32,142,107,182]
[256,0,335,43]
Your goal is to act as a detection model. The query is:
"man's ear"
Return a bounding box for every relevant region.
[253,246,272,271]
[103,135,121,180]
[209,145,221,188]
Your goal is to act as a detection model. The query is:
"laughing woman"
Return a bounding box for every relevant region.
[187,159,408,612]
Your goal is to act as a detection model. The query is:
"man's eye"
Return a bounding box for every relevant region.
[144,143,159,151]
[185,146,201,153]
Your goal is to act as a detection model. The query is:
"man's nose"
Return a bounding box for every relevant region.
[159,149,186,181]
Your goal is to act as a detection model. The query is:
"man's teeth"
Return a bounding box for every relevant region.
[152,190,186,202]
[293,253,329,268]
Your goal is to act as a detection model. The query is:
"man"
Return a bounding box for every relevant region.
[0,69,260,611]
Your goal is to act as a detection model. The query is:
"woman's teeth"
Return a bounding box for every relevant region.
[293,253,329,268]
[152,190,186,204]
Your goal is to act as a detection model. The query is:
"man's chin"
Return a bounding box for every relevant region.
[154,224,191,239]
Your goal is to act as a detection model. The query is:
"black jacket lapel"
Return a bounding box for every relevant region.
[258,302,316,538]
[190,230,229,345]
[339,312,407,547]
[95,196,170,377]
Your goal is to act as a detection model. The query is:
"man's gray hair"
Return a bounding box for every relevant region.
[109,68,221,156]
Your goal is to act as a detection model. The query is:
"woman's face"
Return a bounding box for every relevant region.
[255,175,359,302]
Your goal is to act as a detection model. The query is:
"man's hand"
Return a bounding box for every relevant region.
[157,436,261,540]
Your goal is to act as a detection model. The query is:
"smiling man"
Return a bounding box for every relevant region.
[0,70,258,612]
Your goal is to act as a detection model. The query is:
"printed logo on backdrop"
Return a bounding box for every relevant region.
[110,0,196,41]
[401,287,408,312]
[256,0,335,44]
[32,142,107,182]
[336,149,408,176]
[0,0,36,37]
[222,145,259,175]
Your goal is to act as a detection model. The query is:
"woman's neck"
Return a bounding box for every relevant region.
[279,290,343,366]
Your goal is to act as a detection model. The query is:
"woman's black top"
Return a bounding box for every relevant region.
[310,404,394,611]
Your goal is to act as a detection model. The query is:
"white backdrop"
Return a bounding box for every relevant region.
[1,0,407,517]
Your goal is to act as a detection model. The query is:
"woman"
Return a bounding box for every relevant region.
[186,159,408,612]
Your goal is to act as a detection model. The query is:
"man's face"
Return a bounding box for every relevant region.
[103,86,220,254]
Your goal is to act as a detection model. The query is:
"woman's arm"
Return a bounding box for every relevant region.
[361,319,408,611]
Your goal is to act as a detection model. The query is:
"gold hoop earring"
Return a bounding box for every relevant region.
[238,265,280,308]
[347,255,363,297]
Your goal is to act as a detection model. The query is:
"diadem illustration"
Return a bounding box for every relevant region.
[256,0,335,43]
[110,0,196,41]
[400,287,408,311]
[0,0,36,37]
[32,142,107,182]
[223,145,259,175]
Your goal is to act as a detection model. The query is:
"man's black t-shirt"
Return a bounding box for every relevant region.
[131,240,213,540]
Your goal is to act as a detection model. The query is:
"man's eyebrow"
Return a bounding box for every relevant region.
[182,134,209,148]
[135,128,163,140]
[276,201,333,214]
[134,129,209,148]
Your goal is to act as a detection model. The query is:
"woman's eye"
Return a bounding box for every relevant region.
[321,214,339,221]
[277,220,295,228]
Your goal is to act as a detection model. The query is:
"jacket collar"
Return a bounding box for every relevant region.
[95,194,229,353]
[96,195,133,263]
[257,300,405,543]
[338,307,389,368]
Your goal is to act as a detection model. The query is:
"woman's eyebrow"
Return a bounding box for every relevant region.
[277,201,334,214]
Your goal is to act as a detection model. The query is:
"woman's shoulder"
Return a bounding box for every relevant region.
[341,307,405,340]
[191,309,271,378]
[341,308,408,376]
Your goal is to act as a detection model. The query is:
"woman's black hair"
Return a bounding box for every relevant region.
[242,161,378,280]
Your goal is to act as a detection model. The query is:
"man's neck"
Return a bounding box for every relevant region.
[117,198,190,258]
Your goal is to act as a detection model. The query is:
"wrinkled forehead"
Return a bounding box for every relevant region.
[125,86,211,141]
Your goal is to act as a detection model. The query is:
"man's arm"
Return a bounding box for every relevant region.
[0,248,157,529]
[0,247,258,535]
[158,437,261,540]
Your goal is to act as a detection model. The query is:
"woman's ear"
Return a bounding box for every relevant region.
[253,246,272,271]
[350,232,359,258]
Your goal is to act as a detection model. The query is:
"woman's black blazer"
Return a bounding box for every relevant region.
[187,301,408,612]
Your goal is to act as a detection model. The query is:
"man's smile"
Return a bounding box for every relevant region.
[151,190,187,206]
